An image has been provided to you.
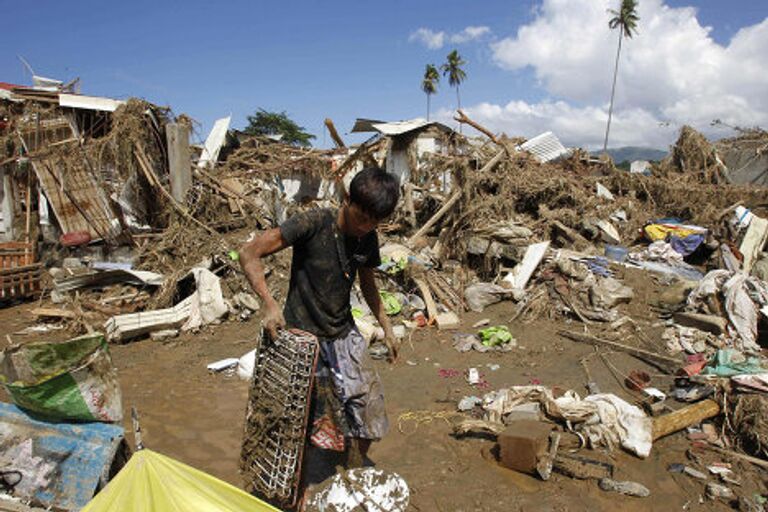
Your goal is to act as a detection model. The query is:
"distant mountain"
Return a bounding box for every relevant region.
[591,146,668,163]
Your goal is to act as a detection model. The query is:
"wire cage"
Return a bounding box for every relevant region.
[240,328,319,508]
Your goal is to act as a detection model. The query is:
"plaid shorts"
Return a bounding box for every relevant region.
[309,328,388,451]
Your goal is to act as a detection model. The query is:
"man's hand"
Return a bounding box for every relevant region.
[263,302,286,339]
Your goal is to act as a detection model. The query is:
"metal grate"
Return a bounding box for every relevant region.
[240,329,318,508]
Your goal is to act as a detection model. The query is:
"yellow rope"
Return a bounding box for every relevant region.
[397,410,454,435]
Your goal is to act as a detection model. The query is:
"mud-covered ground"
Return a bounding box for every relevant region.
[0,268,765,511]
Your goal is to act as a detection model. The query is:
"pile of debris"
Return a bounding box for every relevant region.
[2,75,768,509]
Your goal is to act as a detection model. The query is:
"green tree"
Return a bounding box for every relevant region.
[244,109,315,147]
[603,0,639,154]
[440,50,467,112]
[421,64,440,121]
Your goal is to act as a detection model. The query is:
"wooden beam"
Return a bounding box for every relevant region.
[558,330,681,372]
[652,399,720,440]
[324,118,346,148]
[454,109,504,149]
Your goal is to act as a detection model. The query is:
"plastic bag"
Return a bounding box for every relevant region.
[0,333,122,422]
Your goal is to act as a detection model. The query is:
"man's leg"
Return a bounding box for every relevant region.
[328,329,389,467]
[347,438,373,468]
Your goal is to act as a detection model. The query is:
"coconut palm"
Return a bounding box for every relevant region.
[603,0,639,154]
[440,50,467,112]
[421,64,440,121]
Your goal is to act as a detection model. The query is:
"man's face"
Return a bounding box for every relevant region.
[344,202,380,237]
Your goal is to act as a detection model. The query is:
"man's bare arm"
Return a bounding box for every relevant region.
[359,267,398,362]
[240,228,288,337]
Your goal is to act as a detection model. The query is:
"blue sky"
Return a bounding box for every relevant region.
[2,0,766,150]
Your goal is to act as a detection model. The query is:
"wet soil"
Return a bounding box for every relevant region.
[0,269,763,511]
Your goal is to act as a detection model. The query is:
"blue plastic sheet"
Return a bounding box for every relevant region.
[0,401,125,510]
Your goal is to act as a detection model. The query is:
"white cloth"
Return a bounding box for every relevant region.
[482,386,653,458]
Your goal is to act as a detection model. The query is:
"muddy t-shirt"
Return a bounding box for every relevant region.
[280,208,381,340]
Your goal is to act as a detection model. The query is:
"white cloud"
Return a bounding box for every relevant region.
[475,0,768,149]
[409,28,445,50]
[450,26,491,44]
[410,25,491,49]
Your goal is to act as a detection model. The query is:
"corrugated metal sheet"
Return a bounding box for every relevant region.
[352,118,453,136]
[518,131,571,163]
[59,94,124,112]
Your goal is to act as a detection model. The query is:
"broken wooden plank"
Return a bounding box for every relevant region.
[324,118,346,148]
[504,241,550,292]
[558,330,681,372]
[31,307,76,319]
[18,119,120,242]
[413,278,439,323]
[134,145,218,236]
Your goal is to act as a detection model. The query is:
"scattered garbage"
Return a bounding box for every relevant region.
[306,468,409,512]
[2,78,768,510]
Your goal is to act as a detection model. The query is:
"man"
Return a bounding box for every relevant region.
[239,166,400,469]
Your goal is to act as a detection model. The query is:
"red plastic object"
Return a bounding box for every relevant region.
[677,359,708,377]
[625,370,651,391]
[60,231,91,247]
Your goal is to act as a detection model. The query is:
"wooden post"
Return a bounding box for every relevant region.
[652,399,720,440]
[324,118,346,148]
[165,123,192,203]
[0,168,15,242]
[404,182,417,227]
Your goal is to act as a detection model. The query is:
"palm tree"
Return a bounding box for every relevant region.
[603,0,639,154]
[421,64,440,121]
[441,50,467,112]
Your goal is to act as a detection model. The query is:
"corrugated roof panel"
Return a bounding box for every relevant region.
[519,131,571,163]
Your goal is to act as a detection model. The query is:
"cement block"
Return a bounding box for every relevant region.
[498,420,553,474]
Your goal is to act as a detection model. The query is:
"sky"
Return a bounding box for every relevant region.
[1,0,766,151]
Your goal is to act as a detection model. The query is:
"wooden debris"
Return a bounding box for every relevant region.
[652,399,721,441]
[31,307,76,319]
[406,149,506,246]
[324,118,346,148]
[559,330,681,373]
[413,278,439,323]
[553,453,614,480]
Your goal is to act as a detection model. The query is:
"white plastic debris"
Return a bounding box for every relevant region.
[207,358,239,372]
[236,349,257,380]
[307,468,409,512]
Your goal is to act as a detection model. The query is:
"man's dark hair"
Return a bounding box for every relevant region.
[349,167,400,220]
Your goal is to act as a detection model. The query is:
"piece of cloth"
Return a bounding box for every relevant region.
[482,386,652,458]
[687,270,768,351]
[310,328,388,450]
[280,208,381,340]
[703,349,767,377]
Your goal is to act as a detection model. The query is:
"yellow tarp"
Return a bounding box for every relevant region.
[82,449,281,512]
[644,223,704,242]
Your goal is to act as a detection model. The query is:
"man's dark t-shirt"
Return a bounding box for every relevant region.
[279,208,381,340]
